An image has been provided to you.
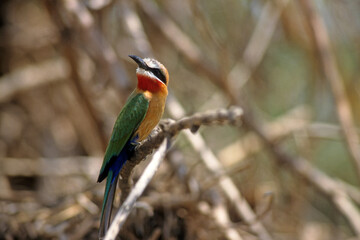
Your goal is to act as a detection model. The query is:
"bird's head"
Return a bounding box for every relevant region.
[129,55,169,94]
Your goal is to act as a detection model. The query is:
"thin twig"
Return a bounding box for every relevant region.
[0,157,100,177]
[59,84,105,155]
[165,97,272,240]
[186,128,273,240]
[87,0,112,10]
[138,0,287,104]
[121,0,152,57]
[62,0,130,89]
[242,114,360,237]
[119,106,244,198]
[335,179,360,206]
[228,0,289,95]
[0,58,67,103]
[137,0,224,91]
[198,198,244,240]
[218,106,310,166]
[298,0,360,182]
[59,24,108,150]
[104,138,169,240]
[187,0,232,99]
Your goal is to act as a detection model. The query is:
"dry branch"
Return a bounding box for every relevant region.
[0,157,100,177]
[61,0,130,88]
[118,105,243,201]
[0,58,68,103]
[104,139,169,240]
[119,106,243,193]
[0,157,100,200]
[165,97,272,240]
[228,0,289,94]
[137,0,224,90]
[185,128,272,240]
[299,0,360,181]
[198,200,244,240]
[65,43,108,150]
[218,106,310,166]
[121,0,152,57]
[242,114,360,237]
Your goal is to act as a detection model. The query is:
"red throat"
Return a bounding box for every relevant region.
[137,74,165,93]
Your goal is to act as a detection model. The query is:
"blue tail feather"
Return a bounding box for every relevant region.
[109,149,128,184]
[99,136,138,238]
[109,135,138,183]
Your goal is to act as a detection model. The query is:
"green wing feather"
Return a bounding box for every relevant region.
[97,92,149,182]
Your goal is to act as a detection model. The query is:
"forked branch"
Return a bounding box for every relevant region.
[119,106,243,184]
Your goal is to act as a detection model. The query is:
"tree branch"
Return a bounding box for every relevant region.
[165,96,273,240]
[61,0,130,89]
[0,58,67,103]
[298,0,360,182]
[119,106,243,185]
[104,138,169,240]
[242,114,360,237]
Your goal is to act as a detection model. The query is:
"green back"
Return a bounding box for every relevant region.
[98,92,149,180]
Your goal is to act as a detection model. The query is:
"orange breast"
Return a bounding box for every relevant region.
[134,91,167,141]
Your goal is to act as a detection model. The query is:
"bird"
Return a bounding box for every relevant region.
[97,55,169,238]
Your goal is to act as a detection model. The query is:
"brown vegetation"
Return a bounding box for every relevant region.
[1,0,360,239]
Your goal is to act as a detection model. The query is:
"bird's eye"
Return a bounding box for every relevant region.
[151,68,167,84]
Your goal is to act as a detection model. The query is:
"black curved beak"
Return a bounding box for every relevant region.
[129,55,148,70]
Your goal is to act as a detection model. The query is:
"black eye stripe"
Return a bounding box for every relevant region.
[150,68,166,84]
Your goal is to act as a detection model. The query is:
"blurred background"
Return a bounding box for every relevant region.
[1,0,360,239]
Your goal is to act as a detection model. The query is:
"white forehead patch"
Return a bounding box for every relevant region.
[143,58,161,69]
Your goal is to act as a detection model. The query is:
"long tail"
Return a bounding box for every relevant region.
[99,170,119,239]
[98,140,137,239]
[98,142,135,239]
